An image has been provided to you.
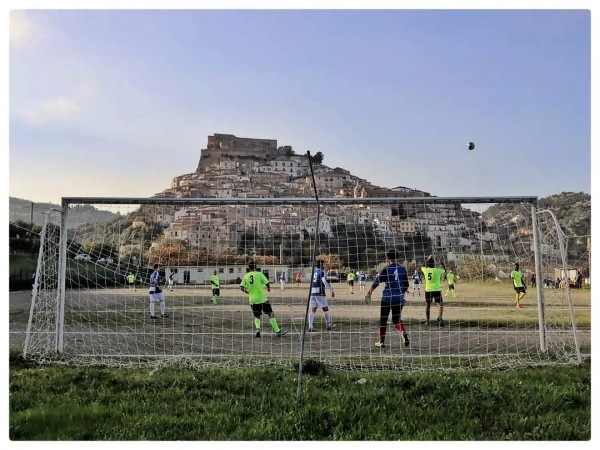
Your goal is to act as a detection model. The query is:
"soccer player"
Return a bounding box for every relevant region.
[210,270,220,304]
[411,271,422,297]
[126,272,136,291]
[358,270,367,293]
[445,268,459,298]
[511,263,526,309]
[347,270,356,294]
[240,261,288,337]
[295,272,302,286]
[421,256,446,326]
[279,272,286,291]
[366,249,410,348]
[149,264,168,319]
[167,271,175,291]
[308,260,336,332]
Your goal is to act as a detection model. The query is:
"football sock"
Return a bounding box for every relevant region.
[269,318,281,333]
[149,302,155,316]
[308,312,315,329]
[324,311,331,327]
[160,302,165,316]
[254,318,261,330]
[395,322,406,332]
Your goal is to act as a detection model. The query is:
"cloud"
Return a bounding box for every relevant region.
[16,80,99,125]
[10,11,43,50]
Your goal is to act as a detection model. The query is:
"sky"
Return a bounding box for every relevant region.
[6,4,594,206]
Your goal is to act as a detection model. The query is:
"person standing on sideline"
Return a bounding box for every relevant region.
[295,272,302,286]
[421,256,446,326]
[411,271,422,297]
[126,272,136,291]
[511,263,526,309]
[530,272,537,288]
[31,271,37,296]
[279,272,286,291]
[358,270,367,293]
[444,268,459,298]
[240,261,288,337]
[347,270,356,294]
[149,264,168,319]
[575,270,583,289]
[167,271,176,291]
[366,249,410,347]
[210,270,220,304]
[308,260,336,332]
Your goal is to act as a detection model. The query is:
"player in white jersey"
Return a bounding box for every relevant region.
[412,271,422,297]
[308,260,336,332]
[149,264,168,319]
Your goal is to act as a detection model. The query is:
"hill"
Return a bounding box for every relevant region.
[9,197,118,227]
[482,192,590,237]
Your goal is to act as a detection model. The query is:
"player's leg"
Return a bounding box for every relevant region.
[251,304,262,337]
[265,302,287,336]
[149,294,157,319]
[308,299,317,331]
[392,304,409,346]
[424,292,432,325]
[376,304,391,346]
[436,293,444,326]
[159,292,167,317]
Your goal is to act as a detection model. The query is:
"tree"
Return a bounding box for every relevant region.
[311,151,324,165]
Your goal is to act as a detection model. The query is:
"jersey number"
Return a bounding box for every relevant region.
[427,273,432,281]
[249,275,254,284]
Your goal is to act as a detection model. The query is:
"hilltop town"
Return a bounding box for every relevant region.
[158,133,430,199]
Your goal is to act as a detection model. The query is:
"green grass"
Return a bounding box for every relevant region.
[9,254,38,270]
[9,351,591,440]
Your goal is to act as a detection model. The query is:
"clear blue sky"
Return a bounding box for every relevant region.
[8,8,591,204]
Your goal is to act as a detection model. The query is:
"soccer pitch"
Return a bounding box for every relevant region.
[11,281,590,371]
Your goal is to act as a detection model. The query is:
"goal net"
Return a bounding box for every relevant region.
[23,197,584,371]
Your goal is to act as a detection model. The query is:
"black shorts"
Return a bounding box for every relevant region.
[425,291,443,304]
[448,284,455,290]
[212,288,220,296]
[514,286,526,294]
[251,301,273,316]
[348,280,354,286]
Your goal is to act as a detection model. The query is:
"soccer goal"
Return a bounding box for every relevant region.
[23,196,584,371]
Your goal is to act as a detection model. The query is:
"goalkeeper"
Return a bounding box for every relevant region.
[365,249,410,348]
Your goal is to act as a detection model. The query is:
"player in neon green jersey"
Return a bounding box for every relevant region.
[346,271,356,294]
[420,255,446,326]
[444,268,459,298]
[510,263,526,309]
[240,261,288,337]
[210,270,220,304]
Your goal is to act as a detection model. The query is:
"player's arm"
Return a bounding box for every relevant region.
[239,277,249,294]
[322,277,335,297]
[400,268,410,294]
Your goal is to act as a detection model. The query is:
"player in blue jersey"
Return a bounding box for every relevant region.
[411,270,422,297]
[366,249,410,347]
[358,270,367,293]
[149,264,168,319]
[307,260,336,332]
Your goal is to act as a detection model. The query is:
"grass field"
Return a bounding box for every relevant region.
[9,281,592,440]
[8,350,591,440]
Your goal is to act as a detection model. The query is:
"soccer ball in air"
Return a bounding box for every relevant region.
[467,142,475,151]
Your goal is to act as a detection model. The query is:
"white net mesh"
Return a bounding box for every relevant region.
[23,198,586,371]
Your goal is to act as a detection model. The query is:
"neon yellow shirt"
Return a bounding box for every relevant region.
[446,272,456,284]
[421,267,445,292]
[347,272,356,281]
[240,271,269,304]
[211,274,220,288]
[511,270,524,288]
[126,274,135,283]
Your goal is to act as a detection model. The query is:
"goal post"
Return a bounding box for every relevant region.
[23,196,583,371]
